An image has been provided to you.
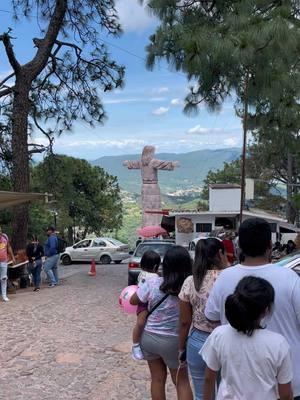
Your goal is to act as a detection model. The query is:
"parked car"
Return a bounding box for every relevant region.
[128,239,175,285]
[60,237,130,265]
[274,251,300,276]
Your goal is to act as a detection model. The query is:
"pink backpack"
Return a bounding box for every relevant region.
[0,234,8,262]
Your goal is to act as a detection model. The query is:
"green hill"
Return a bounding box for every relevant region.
[92,148,241,193]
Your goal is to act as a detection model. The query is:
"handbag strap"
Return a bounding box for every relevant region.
[147,294,169,318]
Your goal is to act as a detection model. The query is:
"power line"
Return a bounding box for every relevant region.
[0,7,187,78]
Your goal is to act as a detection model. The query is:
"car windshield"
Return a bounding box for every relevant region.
[135,243,174,258]
[106,238,125,247]
[275,251,300,267]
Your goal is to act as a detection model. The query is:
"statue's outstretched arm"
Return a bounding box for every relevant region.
[151,159,180,170]
[123,160,141,169]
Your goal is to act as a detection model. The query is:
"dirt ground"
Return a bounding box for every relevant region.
[0,263,176,400]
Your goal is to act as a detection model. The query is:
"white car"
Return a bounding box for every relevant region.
[60,237,130,265]
[274,251,300,276]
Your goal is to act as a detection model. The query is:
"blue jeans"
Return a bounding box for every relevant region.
[0,261,8,298]
[28,259,42,288]
[187,328,210,400]
[44,254,59,284]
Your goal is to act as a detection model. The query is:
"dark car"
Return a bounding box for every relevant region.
[127,239,175,285]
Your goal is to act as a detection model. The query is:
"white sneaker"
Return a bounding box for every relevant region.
[2,296,10,302]
[131,344,144,361]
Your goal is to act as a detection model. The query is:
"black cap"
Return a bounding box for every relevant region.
[47,226,56,232]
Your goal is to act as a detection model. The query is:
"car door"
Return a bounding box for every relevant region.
[71,239,92,261]
[90,239,108,261]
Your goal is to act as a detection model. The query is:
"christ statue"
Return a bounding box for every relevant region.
[123,145,179,227]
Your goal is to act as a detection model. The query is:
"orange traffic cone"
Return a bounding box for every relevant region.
[88,257,96,276]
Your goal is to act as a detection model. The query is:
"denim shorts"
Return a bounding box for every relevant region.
[140,330,179,369]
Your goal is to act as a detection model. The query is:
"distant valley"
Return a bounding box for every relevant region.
[92,148,241,195]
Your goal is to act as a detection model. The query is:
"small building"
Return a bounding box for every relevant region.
[169,184,299,247]
[209,184,241,212]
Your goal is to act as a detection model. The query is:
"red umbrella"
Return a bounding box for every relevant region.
[137,225,167,238]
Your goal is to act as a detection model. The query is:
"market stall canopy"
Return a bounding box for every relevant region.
[0,190,48,209]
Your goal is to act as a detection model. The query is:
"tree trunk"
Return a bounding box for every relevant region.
[11,77,31,250]
[239,73,249,224]
[68,226,73,246]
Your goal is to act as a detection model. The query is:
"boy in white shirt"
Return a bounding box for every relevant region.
[205,217,300,399]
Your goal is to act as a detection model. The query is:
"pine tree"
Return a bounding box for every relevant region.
[144,0,300,221]
[0,1,124,249]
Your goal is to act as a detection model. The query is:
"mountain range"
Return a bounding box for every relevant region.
[92,148,241,194]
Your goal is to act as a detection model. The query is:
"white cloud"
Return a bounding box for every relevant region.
[187,125,210,134]
[115,0,157,32]
[104,96,167,105]
[223,137,239,146]
[152,107,170,116]
[171,98,184,106]
[31,136,50,146]
[149,97,167,102]
[152,86,169,94]
[157,87,169,94]
[105,98,142,105]
[60,138,146,149]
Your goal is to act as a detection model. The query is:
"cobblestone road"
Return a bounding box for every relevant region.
[0,264,176,400]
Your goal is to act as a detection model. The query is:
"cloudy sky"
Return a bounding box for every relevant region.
[0,0,242,160]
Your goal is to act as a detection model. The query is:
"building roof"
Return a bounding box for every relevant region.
[209,184,241,189]
[0,191,47,209]
[169,209,300,232]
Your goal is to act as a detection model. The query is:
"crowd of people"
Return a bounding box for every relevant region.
[129,218,300,400]
[0,226,61,302]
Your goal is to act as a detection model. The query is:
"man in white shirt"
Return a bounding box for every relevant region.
[205,217,300,399]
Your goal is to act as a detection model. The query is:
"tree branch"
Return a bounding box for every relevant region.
[54,39,82,56]
[28,143,49,154]
[0,87,14,98]
[0,30,21,73]
[31,102,54,153]
[24,0,68,79]
[0,72,15,88]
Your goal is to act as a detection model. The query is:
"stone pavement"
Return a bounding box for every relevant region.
[0,264,176,399]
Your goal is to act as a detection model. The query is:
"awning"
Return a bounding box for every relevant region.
[0,190,48,209]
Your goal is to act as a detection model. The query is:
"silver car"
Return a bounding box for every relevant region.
[274,251,300,276]
[127,239,175,285]
[60,237,130,265]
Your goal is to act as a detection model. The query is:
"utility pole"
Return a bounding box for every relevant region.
[239,72,250,224]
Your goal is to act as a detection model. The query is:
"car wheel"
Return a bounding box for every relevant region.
[114,260,122,264]
[61,254,72,265]
[100,255,111,264]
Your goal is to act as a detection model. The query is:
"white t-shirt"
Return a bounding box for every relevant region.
[200,325,293,400]
[137,270,158,284]
[205,263,300,396]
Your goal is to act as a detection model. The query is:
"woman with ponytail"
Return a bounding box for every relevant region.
[178,238,228,399]
[201,276,293,400]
